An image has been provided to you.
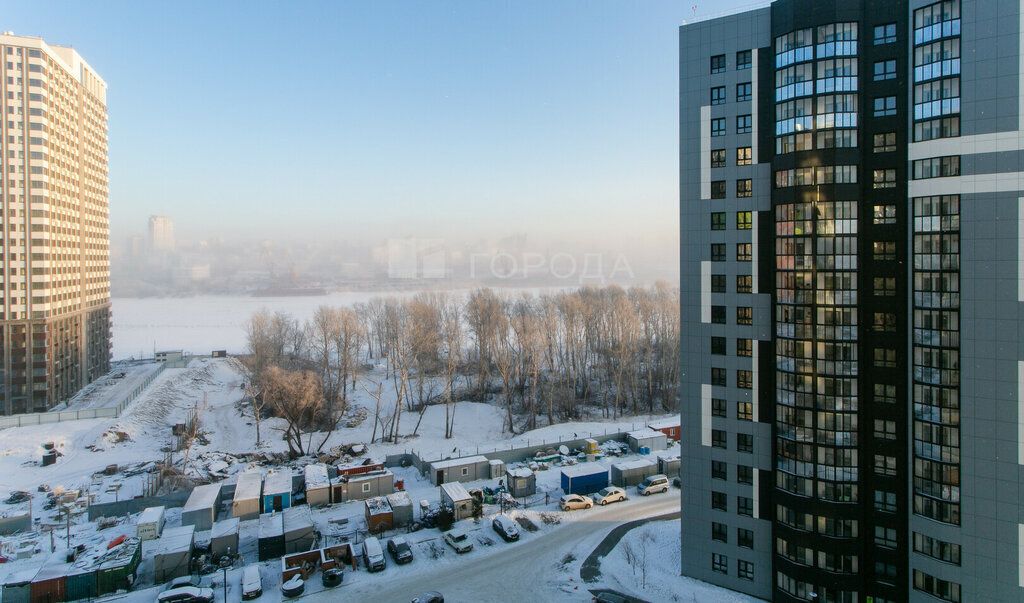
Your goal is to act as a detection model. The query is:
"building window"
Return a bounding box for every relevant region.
[712,553,728,574]
[712,429,727,448]
[874,277,897,296]
[736,114,752,133]
[737,433,753,453]
[711,148,726,168]
[874,131,896,152]
[738,529,754,549]
[363,482,371,492]
[711,336,727,355]
[915,116,959,142]
[874,59,897,80]
[736,147,751,165]
[875,419,897,440]
[737,496,753,516]
[873,312,897,332]
[737,465,753,484]
[736,179,752,198]
[738,560,754,581]
[875,489,897,513]
[874,523,897,546]
[711,180,727,199]
[873,169,897,189]
[736,50,751,70]
[873,204,897,224]
[876,562,898,582]
[712,491,727,511]
[712,521,728,542]
[913,532,962,565]
[736,243,752,261]
[737,401,753,421]
[913,155,960,179]
[737,370,753,389]
[735,275,751,293]
[736,307,752,325]
[711,368,727,387]
[874,95,897,116]
[712,398,727,417]
[874,454,897,476]
[711,86,726,105]
[712,460,727,480]
[873,347,897,367]
[873,241,897,261]
[711,274,726,293]
[711,54,726,74]
[874,23,897,44]
[711,244,726,262]
[736,82,751,102]
[736,211,752,230]
[736,338,752,357]
[711,212,726,230]
[913,570,961,603]
[711,117,726,136]
[711,306,726,324]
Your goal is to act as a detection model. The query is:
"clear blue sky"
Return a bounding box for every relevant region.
[3,0,752,244]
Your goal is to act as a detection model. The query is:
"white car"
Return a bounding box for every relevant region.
[559,493,594,511]
[157,586,214,603]
[637,474,670,496]
[444,529,474,553]
[594,486,627,506]
[241,565,263,600]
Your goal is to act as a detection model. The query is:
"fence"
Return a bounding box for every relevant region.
[88,488,192,521]
[385,424,652,477]
[0,362,168,430]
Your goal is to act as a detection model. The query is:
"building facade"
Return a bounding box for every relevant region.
[0,33,110,414]
[148,215,174,252]
[681,1,1023,601]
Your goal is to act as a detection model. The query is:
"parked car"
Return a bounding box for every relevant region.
[672,476,681,488]
[560,493,593,511]
[594,487,627,506]
[363,536,387,572]
[411,592,445,603]
[387,536,414,564]
[241,565,262,600]
[156,586,215,603]
[492,515,520,542]
[321,568,343,588]
[444,529,474,553]
[637,474,670,496]
[164,576,201,592]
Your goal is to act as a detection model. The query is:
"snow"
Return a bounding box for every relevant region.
[233,472,263,501]
[212,517,240,539]
[258,513,283,538]
[429,455,487,469]
[599,519,761,603]
[507,467,533,479]
[627,427,663,439]
[613,459,656,471]
[561,463,608,478]
[182,483,220,512]
[439,481,471,502]
[303,464,329,490]
[647,418,679,430]
[156,525,195,555]
[263,470,291,497]
[137,506,165,525]
[364,497,391,516]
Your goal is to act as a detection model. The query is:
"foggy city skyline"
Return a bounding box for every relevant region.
[2,0,753,287]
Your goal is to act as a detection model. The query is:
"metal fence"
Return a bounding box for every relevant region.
[0,362,168,430]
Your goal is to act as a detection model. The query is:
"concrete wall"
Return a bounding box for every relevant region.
[88,490,191,521]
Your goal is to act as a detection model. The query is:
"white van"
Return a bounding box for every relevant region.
[637,474,670,496]
[241,565,262,600]
[363,536,387,572]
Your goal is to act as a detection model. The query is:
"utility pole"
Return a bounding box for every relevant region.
[221,546,232,602]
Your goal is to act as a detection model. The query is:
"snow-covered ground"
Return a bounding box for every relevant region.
[597,519,762,602]
[0,355,748,603]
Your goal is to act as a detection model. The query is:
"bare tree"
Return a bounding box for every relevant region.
[440,294,463,439]
[262,365,324,456]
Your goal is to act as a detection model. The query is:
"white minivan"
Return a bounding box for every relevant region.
[241,565,262,600]
[637,474,670,496]
[363,536,387,572]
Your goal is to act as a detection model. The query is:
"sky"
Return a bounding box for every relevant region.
[2,0,755,246]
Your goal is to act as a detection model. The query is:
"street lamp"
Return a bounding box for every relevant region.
[220,547,232,602]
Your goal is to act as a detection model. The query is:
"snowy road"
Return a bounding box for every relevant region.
[311,494,682,603]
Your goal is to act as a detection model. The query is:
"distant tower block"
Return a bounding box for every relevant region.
[149,215,175,252]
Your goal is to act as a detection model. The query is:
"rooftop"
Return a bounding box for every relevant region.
[264,468,292,495]
[440,481,472,502]
[182,483,221,512]
[234,471,263,500]
[430,455,488,470]
[562,463,608,478]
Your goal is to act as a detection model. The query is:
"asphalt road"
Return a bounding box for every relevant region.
[304,493,681,603]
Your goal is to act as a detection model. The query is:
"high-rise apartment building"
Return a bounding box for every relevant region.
[681,1,1021,601]
[0,33,110,414]
[148,214,174,252]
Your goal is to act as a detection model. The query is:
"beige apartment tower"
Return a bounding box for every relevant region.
[0,33,110,414]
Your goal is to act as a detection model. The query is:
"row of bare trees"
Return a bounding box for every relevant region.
[237,283,679,453]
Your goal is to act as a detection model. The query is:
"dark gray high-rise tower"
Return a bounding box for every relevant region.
[680,1,1021,601]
